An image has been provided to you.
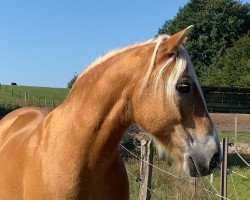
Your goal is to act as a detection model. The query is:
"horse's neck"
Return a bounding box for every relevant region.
[43,45,151,171]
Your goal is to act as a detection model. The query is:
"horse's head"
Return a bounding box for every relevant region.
[132,26,221,177]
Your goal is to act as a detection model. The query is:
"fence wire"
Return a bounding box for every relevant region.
[120,144,231,200]
[125,165,163,200]
[232,146,250,168]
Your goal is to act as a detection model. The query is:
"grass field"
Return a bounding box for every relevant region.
[0,84,69,106]
[0,84,69,118]
[219,132,250,143]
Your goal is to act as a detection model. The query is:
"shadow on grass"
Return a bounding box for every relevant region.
[227,153,250,168]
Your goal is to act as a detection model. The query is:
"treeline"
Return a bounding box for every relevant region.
[158,0,250,87]
[67,0,249,88]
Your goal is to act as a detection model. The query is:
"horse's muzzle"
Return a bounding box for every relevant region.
[184,135,221,177]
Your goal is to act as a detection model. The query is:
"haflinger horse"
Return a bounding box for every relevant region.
[0,25,221,200]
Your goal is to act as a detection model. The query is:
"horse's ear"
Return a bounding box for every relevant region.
[164,25,193,54]
[182,37,189,46]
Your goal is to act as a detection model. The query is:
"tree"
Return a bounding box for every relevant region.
[67,73,79,89]
[158,0,250,78]
[201,34,250,87]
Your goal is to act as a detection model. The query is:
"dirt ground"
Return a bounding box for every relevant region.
[210,113,250,154]
[210,113,250,133]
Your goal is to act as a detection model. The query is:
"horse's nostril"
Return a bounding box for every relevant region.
[209,152,221,170]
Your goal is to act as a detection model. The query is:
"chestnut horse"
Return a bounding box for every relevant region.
[0,26,221,199]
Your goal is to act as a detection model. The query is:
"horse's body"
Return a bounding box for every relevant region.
[0,26,221,199]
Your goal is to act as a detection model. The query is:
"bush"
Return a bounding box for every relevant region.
[67,73,79,89]
[0,103,21,119]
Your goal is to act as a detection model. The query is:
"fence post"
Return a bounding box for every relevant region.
[139,139,153,200]
[220,138,228,200]
[24,92,28,103]
[11,89,14,97]
[234,117,237,146]
[44,97,47,107]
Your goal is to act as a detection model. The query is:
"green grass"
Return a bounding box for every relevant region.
[0,84,70,118]
[219,132,250,143]
[125,154,250,200]
[0,84,69,106]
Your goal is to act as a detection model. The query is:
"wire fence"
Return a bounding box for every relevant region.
[120,131,250,200]
[120,144,237,200]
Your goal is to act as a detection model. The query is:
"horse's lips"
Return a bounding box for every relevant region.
[186,156,199,177]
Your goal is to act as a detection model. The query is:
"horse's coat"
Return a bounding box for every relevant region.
[0,26,221,199]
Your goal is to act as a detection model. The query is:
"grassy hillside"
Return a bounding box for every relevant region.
[0,84,69,118]
[0,84,69,104]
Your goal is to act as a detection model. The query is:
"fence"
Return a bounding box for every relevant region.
[120,124,250,200]
[203,86,250,114]
[1,84,250,114]
[0,84,62,107]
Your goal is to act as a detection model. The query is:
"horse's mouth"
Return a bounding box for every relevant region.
[186,156,212,177]
[186,156,199,177]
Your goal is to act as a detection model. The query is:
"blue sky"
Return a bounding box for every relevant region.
[0,0,246,88]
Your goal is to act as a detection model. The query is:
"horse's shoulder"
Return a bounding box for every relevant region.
[0,107,53,148]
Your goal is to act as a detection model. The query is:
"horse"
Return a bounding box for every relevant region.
[0,26,221,200]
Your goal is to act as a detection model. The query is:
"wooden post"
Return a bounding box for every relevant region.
[220,138,228,200]
[210,94,213,112]
[24,92,28,103]
[139,139,154,200]
[11,89,14,97]
[44,97,47,107]
[234,117,237,146]
[230,94,233,113]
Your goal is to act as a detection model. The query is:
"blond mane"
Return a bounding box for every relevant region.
[141,35,203,105]
[77,38,154,80]
[76,35,203,103]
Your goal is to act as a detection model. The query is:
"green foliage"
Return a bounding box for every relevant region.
[202,35,250,87]
[0,102,21,119]
[158,0,250,79]
[67,73,79,89]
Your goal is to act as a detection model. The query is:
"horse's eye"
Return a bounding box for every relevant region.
[176,81,190,94]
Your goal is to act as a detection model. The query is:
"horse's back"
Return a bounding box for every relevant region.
[0,107,53,149]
